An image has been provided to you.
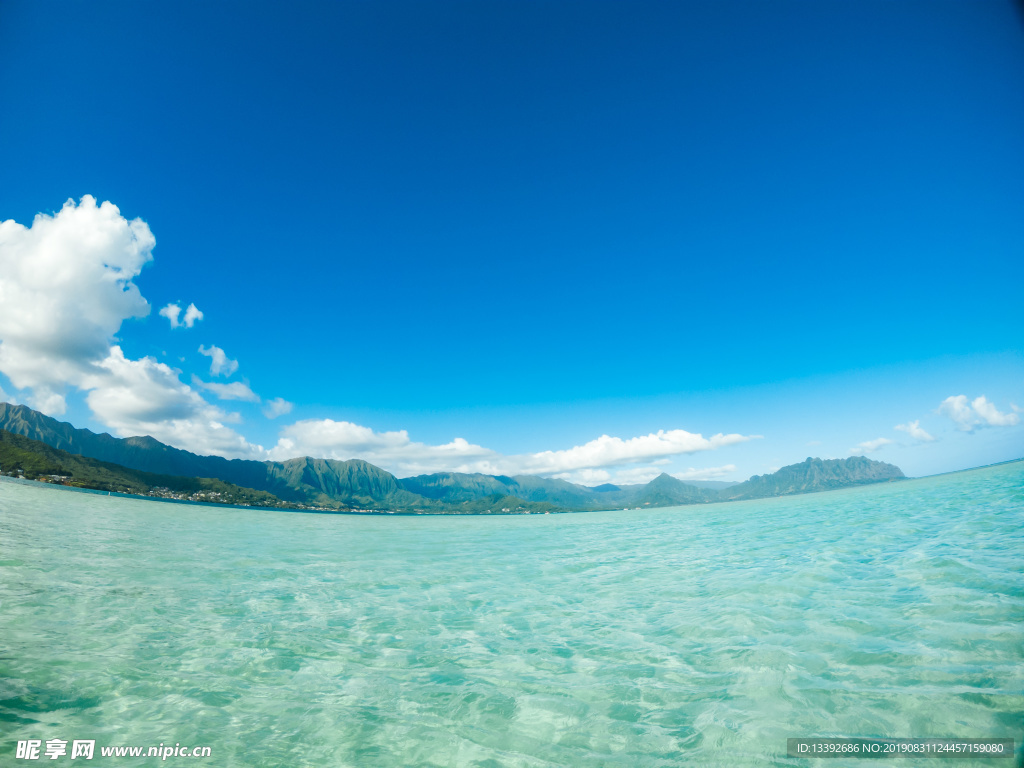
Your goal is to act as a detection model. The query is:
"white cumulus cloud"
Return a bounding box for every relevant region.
[0,196,154,414]
[159,302,203,329]
[852,437,892,454]
[0,197,262,457]
[512,430,754,476]
[262,397,293,419]
[938,395,976,431]
[83,347,262,458]
[969,396,1020,427]
[158,304,181,327]
[198,344,239,377]
[268,419,498,474]
[894,419,935,442]
[0,196,765,472]
[183,303,203,328]
[938,395,1020,431]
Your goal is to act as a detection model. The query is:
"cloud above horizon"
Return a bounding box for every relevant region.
[513,430,754,476]
[0,196,261,457]
[85,347,263,457]
[0,196,756,472]
[0,196,154,415]
[894,419,936,442]
[674,464,738,481]
[267,419,497,473]
[159,302,203,329]
[191,375,260,402]
[937,395,1020,431]
[262,397,293,419]
[852,436,892,454]
[267,419,756,480]
[198,344,239,377]
[16,197,997,481]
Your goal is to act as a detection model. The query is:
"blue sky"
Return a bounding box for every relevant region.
[0,0,1021,483]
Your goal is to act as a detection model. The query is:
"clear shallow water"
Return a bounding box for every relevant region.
[1,463,1022,767]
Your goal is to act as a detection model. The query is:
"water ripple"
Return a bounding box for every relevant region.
[1,463,1022,766]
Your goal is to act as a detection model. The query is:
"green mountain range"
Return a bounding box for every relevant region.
[0,429,287,507]
[0,403,905,513]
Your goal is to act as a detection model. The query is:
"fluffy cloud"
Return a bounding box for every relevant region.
[0,196,154,414]
[83,347,262,458]
[0,197,262,457]
[514,430,753,475]
[268,419,498,474]
[0,196,761,471]
[198,344,238,377]
[852,437,892,454]
[191,376,260,402]
[894,419,935,442]
[938,395,975,430]
[262,397,293,419]
[268,420,756,479]
[159,302,203,329]
[970,396,1020,427]
[938,395,1020,431]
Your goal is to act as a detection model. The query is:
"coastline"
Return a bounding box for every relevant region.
[4,458,1019,517]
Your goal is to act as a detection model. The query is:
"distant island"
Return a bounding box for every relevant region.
[0,403,905,514]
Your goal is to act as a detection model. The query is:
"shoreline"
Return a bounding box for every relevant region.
[3,457,1020,517]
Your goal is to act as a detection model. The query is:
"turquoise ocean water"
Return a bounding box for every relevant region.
[1,462,1022,766]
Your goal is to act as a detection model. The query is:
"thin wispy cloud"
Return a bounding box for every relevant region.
[191,376,260,403]
[198,344,239,377]
[674,464,737,481]
[550,468,617,486]
[852,437,892,454]
[262,397,293,419]
[563,464,740,489]
[894,419,936,442]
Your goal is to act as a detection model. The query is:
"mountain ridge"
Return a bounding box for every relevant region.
[0,429,289,507]
[0,402,905,513]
